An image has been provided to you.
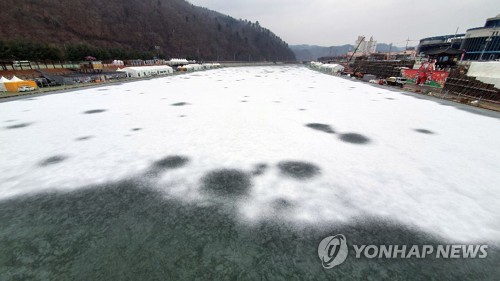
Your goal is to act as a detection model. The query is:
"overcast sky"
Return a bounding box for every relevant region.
[187,0,499,47]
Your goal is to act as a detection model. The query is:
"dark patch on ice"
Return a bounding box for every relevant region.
[139,93,145,95]
[171,102,189,106]
[4,119,16,123]
[97,89,109,91]
[153,155,190,170]
[277,161,320,180]
[39,155,67,167]
[5,122,32,130]
[308,87,315,89]
[298,109,306,111]
[23,98,37,101]
[305,123,335,134]
[1,184,497,280]
[179,115,187,118]
[161,98,167,100]
[75,136,94,141]
[339,133,370,144]
[252,163,268,176]
[386,98,395,100]
[132,128,142,131]
[83,109,107,114]
[414,129,435,135]
[201,169,251,197]
[241,100,248,103]
[272,198,294,211]
[274,101,281,103]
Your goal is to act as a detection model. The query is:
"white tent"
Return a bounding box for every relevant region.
[121,65,174,78]
[188,64,203,71]
[201,63,221,70]
[112,60,124,66]
[0,76,8,92]
[10,76,24,82]
[168,58,189,66]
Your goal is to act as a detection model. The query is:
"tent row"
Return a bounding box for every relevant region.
[177,63,221,72]
[117,65,174,78]
[0,76,38,92]
[310,61,345,73]
[116,63,222,78]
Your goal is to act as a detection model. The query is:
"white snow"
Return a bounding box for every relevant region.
[1,66,499,244]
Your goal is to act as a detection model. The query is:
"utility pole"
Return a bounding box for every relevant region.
[403,37,410,64]
[452,27,459,44]
[479,32,493,61]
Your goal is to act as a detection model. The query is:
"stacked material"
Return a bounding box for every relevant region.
[443,66,500,102]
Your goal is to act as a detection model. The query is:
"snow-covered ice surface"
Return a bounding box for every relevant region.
[1,66,499,279]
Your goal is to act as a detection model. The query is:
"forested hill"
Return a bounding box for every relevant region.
[0,0,295,61]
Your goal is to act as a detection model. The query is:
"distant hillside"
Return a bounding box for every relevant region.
[290,45,353,61]
[291,44,407,61]
[375,43,406,53]
[0,0,295,61]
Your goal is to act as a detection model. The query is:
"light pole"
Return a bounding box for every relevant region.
[479,33,493,61]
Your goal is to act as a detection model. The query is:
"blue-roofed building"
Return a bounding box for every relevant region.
[461,14,500,61]
[417,34,465,55]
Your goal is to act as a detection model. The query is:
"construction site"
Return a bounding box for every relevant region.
[313,29,500,111]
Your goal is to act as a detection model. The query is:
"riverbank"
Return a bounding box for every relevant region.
[0,61,293,101]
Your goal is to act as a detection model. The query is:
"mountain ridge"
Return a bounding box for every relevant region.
[290,44,408,61]
[0,0,295,61]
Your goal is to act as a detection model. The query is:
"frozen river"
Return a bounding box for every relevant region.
[1,66,499,279]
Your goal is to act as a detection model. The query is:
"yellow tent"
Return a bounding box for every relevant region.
[2,76,38,92]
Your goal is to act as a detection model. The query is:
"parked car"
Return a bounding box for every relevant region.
[18,86,35,92]
[369,79,386,85]
[35,78,49,87]
[386,77,407,87]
